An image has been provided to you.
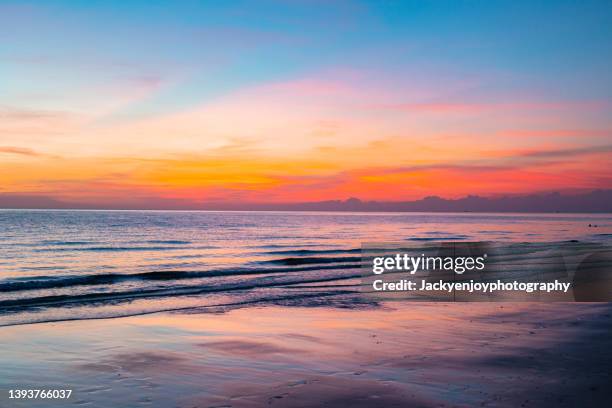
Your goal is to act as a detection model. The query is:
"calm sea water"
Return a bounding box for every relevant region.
[1,210,611,326]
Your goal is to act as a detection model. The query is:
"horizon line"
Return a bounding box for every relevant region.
[1,189,610,213]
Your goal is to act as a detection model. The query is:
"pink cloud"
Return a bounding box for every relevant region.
[369,100,609,114]
[497,128,612,138]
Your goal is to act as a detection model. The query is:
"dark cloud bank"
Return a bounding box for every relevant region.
[1,190,610,212]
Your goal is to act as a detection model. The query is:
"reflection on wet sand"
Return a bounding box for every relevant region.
[1,302,611,407]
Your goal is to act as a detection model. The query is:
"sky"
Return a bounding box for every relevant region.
[1,0,611,208]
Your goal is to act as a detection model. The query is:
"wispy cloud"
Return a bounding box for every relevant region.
[496,129,612,138]
[0,106,69,121]
[370,101,608,114]
[0,146,39,156]
[518,145,612,159]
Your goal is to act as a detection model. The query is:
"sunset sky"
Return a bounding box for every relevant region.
[1,0,611,208]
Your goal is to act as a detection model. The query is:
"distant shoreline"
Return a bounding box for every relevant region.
[1,190,610,213]
[1,208,612,214]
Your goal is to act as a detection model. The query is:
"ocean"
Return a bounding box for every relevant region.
[1,210,611,326]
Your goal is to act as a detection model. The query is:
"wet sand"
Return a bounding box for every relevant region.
[1,302,611,407]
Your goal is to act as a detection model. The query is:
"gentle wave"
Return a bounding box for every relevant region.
[264,256,362,266]
[0,263,362,292]
[407,236,469,241]
[264,248,361,255]
[0,272,363,311]
[40,240,96,246]
[35,246,187,252]
[145,240,192,244]
[0,290,366,328]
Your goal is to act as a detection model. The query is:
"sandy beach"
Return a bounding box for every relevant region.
[1,302,611,407]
